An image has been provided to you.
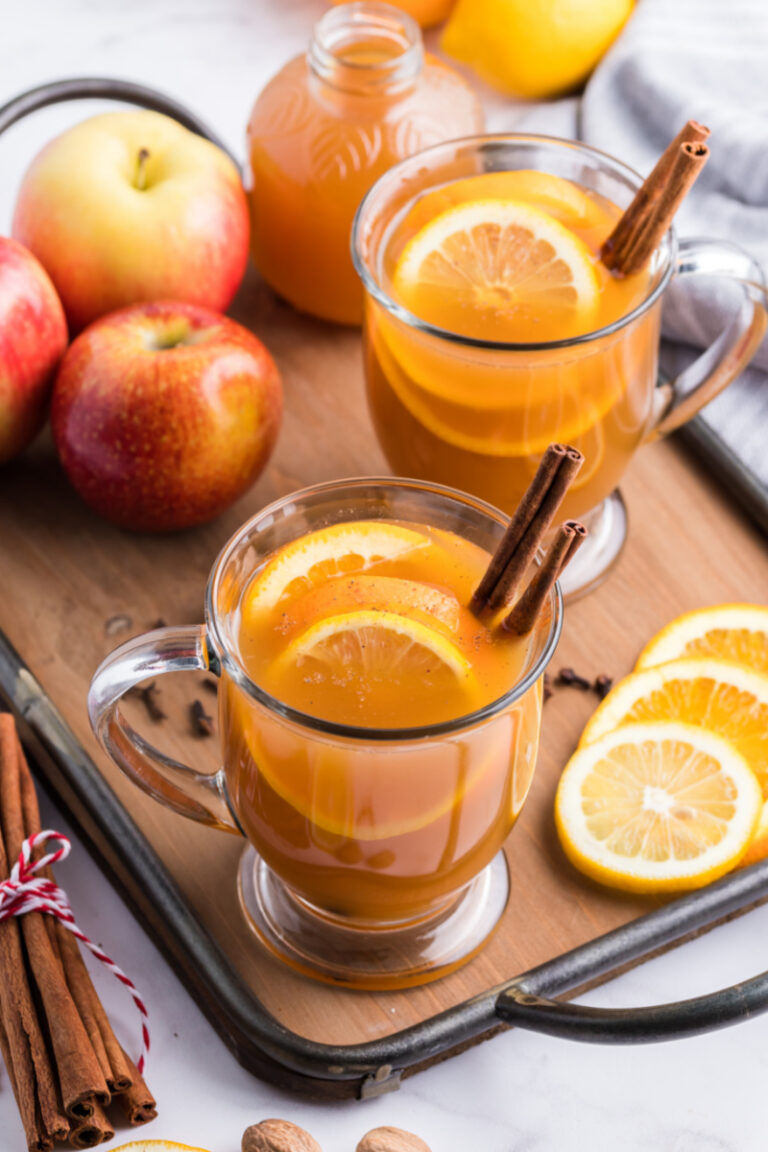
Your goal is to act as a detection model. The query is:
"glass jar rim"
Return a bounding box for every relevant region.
[351,131,677,352]
[309,1,423,92]
[205,476,562,743]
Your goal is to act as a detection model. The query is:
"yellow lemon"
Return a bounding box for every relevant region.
[636,603,768,676]
[555,722,761,893]
[442,0,634,99]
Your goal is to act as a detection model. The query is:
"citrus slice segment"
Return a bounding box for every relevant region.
[275,609,473,682]
[112,1143,211,1152]
[738,799,768,869]
[392,198,600,342]
[636,604,768,676]
[400,171,604,238]
[287,573,461,635]
[555,721,761,892]
[374,316,610,460]
[243,521,431,618]
[580,658,768,796]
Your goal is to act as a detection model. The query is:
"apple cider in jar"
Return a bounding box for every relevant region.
[246,1,483,325]
[221,517,542,931]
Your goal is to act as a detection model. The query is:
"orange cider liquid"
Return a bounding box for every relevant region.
[364,171,660,521]
[221,520,542,922]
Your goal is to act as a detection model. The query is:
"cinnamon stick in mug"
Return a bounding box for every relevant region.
[470,444,584,615]
[503,521,587,636]
[601,120,710,275]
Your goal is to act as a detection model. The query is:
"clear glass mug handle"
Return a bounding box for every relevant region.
[87,625,241,834]
[647,237,768,439]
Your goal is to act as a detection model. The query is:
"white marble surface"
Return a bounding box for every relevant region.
[1,3,768,1150]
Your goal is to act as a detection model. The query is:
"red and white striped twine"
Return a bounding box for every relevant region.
[0,830,149,1073]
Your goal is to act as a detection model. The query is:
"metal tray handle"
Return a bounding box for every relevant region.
[0,77,239,169]
[497,974,768,1043]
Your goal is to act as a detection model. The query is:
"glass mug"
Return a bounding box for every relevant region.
[352,134,768,597]
[88,478,562,989]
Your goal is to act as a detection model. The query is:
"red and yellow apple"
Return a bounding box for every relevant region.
[51,302,282,531]
[13,111,249,333]
[0,236,68,462]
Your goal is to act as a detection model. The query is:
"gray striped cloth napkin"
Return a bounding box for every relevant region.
[582,0,768,529]
[485,0,768,530]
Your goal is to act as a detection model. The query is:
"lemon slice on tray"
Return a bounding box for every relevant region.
[636,604,768,676]
[555,721,762,892]
[580,658,768,796]
[243,521,431,619]
[392,198,600,342]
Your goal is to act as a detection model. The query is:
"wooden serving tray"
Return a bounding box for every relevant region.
[1,269,767,1097]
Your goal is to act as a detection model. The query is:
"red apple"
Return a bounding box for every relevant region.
[12,111,249,333]
[0,236,68,462]
[51,302,282,531]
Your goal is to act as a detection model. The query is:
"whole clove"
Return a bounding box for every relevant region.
[191,699,214,737]
[543,672,553,703]
[556,667,592,691]
[202,677,219,695]
[127,682,166,723]
[149,617,168,630]
[593,674,614,700]
[104,614,132,638]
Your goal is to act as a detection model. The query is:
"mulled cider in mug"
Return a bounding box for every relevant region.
[353,135,768,595]
[88,480,562,989]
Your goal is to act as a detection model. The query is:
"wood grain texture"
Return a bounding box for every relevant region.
[0,269,766,1049]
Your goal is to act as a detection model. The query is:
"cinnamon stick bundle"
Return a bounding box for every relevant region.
[0,713,157,1149]
[0,723,110,1121]
[601,119,710,276]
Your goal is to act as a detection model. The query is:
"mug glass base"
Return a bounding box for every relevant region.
[237,846,510,990]
[559,490,628,601]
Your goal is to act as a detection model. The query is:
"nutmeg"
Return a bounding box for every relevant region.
[242,1118,323,1152]
[356,1126,432,1152]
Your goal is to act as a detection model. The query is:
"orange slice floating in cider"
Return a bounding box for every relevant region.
[242,521,432,621]
[392,198,600,343]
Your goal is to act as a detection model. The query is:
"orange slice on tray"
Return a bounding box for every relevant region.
[392,198,600,342]
[636,604,768,676]
[555,721,761,893]
[580,658,768,797]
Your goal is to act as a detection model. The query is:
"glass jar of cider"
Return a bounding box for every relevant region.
[246,1,484,325]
